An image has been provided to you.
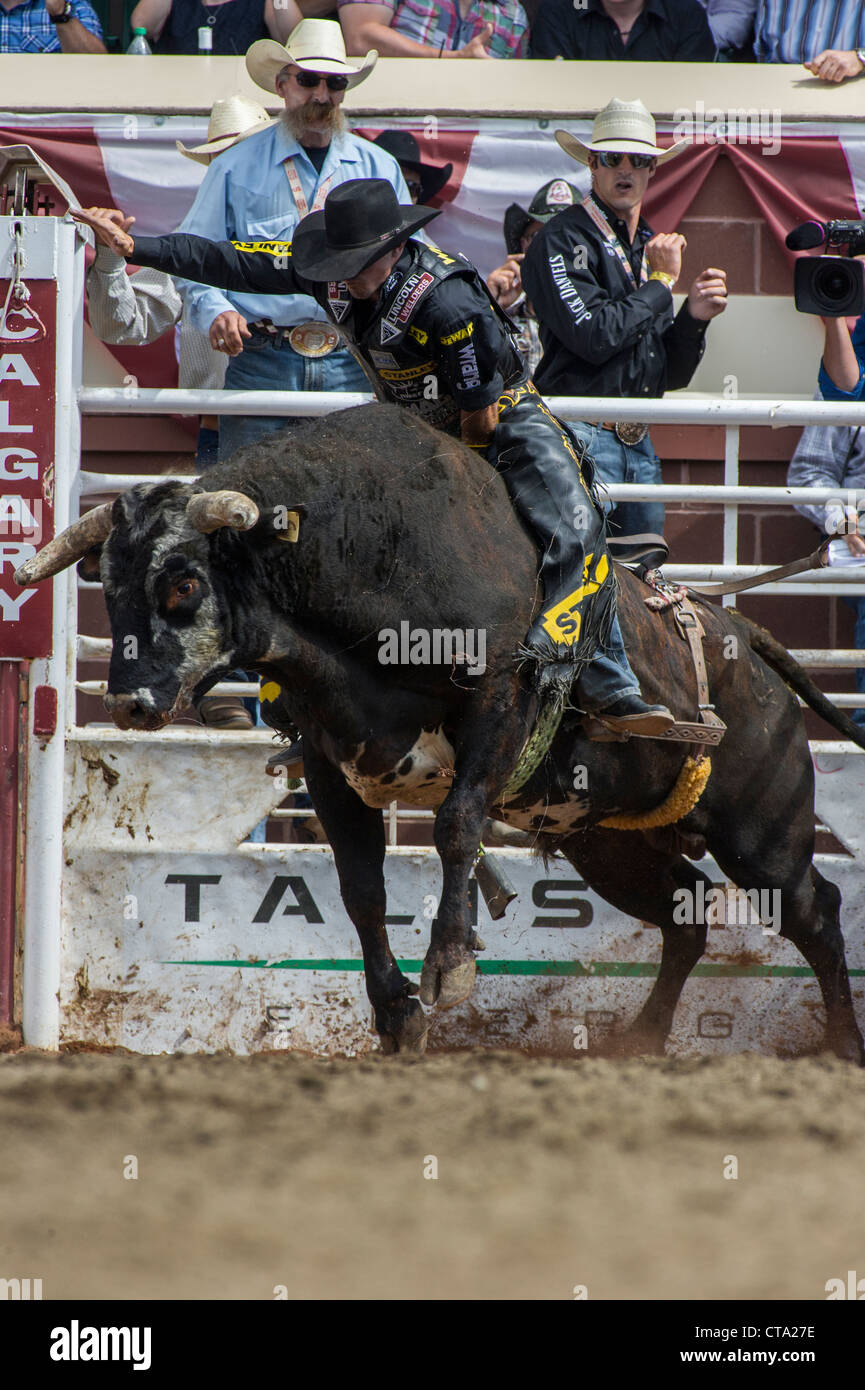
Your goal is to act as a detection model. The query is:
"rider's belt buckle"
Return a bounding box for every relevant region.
[288,322,341,357]
[613,421,649,446]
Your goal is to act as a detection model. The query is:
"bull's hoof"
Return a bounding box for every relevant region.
[420,948,477,1009]
[822,1028,865,1066]
[608,1022,668,1058]
[376,996,430,1055]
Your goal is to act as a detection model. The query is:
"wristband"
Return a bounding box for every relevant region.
[856,48,865,71]
[49,1,74,21]
[649,270,676,289]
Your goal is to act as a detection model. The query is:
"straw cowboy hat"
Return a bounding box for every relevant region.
[246,19,377,95]
[176,95,274,165]
[292,178,439,282]
[556,98,689,167]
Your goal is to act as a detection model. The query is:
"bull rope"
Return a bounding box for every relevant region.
[599,755,712,830]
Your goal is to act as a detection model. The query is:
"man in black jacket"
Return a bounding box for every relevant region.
[523,98,728,551]
[530,0,716,60]
[74,181,675,735]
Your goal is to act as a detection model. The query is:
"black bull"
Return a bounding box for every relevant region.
[27,404,865,1060]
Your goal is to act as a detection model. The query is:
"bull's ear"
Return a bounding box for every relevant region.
[270,503,307,544]
[77,544,103,584]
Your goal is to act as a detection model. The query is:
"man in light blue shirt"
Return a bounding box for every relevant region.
[180,19,410,460]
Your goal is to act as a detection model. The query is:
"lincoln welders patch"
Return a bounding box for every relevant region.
[380,271,436,344]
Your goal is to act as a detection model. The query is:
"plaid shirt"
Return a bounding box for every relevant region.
[0,0,103,51]
[337,0,529,58]
[755,0,865,63]
[787,407,865,534]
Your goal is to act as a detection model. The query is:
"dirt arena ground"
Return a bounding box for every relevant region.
[2,1047,864,1301]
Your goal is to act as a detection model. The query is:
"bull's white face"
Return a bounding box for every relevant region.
[100,485,243,731]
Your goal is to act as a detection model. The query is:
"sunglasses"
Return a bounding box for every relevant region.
[597,151,656,170]
[294,70,350,92]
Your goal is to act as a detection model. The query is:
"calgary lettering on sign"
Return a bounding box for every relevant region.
[0,280,56,659]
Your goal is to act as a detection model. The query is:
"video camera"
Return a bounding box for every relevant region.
[787,218,865,316]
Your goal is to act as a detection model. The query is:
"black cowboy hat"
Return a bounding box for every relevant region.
[292,178,440,281]
[503,178,580,255]
[371,130,453,204]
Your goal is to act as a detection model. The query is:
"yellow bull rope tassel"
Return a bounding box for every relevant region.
[599,755,712,830]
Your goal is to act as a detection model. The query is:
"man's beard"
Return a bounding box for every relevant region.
[282,102,346,142]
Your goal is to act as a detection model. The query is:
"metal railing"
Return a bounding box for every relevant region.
[74,388,865,843]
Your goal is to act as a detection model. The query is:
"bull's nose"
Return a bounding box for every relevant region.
[104,691,162,731]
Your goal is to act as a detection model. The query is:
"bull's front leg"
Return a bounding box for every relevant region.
[302,741,428,1053]
[421,688,532,1008]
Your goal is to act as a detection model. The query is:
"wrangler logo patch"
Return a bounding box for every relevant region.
[231,240,292,256]
[458,342,481,390]
[540,553,610,645]
[440,321,474,346]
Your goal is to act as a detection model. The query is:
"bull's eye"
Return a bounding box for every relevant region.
[166,577,200,610]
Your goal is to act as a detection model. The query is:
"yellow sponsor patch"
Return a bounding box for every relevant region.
[430,247,456,265]
[408,324,428,345]
[540,552,610,646]
[230,240,292,257]
[379,362,435,381]
[440,321,474,347]
[260,681,282,703]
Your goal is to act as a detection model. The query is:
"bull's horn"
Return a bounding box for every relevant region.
[13,503,114,586]
[186,490,259,533]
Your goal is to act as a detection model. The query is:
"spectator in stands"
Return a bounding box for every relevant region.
[368,130,452,205]
[522,99,727,551]
[754,1,865,77]
[486,178,579,378]
[0,0,105,51]
[83,96,275,731]
[338,0,529,59]
[698,0,756,57]
[787,419,865,729]
[85,94,274,473]
[530,0,715,61]
[174,19,408,462]
[129,0,301,53]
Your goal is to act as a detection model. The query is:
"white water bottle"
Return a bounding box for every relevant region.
[126,26,152,54]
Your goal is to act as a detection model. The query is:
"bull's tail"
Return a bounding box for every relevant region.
[729,609,865,751]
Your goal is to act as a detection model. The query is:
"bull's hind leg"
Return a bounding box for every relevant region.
[711,831,865,1064]
[302,743,428,1054]
[781,867,864,1063]
[559,827,714,1054]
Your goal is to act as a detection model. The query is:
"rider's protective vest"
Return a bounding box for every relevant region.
[324,242,525,435]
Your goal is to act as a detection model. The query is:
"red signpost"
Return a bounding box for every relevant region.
[0,280,56,659]
[0,276,58,1026]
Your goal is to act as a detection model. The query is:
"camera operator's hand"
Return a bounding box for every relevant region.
[804,49,864,84]
[687,268,728,322]
[645,233,686,284]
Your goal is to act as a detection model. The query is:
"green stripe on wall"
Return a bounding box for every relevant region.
[163,958,865,979]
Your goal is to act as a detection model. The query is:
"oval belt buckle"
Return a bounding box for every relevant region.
[288,322,340,358]
[614,421,649,446]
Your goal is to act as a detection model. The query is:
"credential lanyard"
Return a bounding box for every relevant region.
[283,157,335,217]
[581,196,648,290]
